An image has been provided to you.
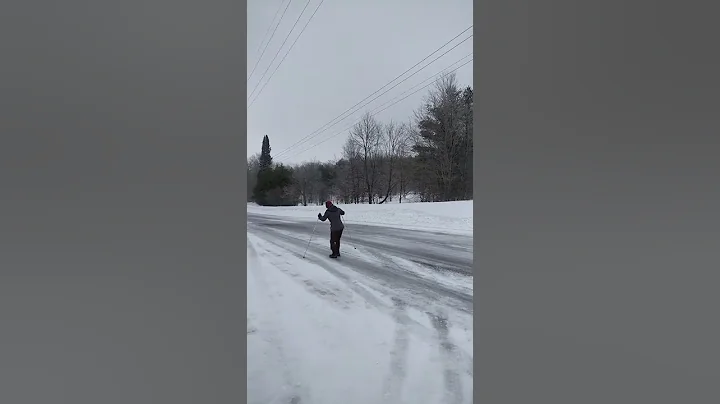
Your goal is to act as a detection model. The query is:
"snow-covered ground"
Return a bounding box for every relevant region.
[247,200,473,404]
[247,200,473,235]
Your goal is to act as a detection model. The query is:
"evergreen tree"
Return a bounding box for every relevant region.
[252,135,297,206]
[259,135,273,173]
[412,74,465,201]
[253,135,273,203]
[262,164,295,206]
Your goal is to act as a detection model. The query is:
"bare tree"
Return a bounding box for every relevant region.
[292,162,320,206]
[395,122,414,203]
[348,112,383,204]
[276,75,472,205]
[315,161,337,204]
[378,121,410,204]
[341,138,363,204]
[333,159,350,203]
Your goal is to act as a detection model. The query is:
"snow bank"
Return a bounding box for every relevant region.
[247,200,473,235]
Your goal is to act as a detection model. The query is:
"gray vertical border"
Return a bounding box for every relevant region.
[0,0,248,402]
[241,1,249,402]
[471,8,481,403]
[475,0,720,403]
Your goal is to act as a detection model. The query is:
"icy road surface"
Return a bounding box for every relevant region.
[247,205,473,404]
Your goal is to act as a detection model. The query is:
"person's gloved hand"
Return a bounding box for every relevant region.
[317,213,322,220]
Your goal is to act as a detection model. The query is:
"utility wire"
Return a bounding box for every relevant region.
[272,25,473,159]
[279,52,472,160]
[247,0,294,83]
[248,0,326,108]
[365,53,473,115]
[252,0,285,59]
[247,0,314,102]
[274,33,473,159]
[289,58,473,159]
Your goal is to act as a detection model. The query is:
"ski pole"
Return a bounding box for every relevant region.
[302,222,318,259]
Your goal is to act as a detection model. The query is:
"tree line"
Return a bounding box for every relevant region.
[248,74,473,206]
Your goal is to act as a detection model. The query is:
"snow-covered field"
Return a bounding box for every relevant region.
[247,200,473,235]
[247,200,473,404]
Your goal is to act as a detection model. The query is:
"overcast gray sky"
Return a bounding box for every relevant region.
[247,0,473,165]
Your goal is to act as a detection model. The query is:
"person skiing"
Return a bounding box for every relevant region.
[318,200,345,258]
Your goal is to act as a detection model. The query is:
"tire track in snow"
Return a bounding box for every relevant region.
[251,213,473,276]
[381,297,411,404]
[249,225,390,310]
[350,243,472,314]
[248,224,474,379]
[247,236,309,404]
[264,255,357,311]
[249,221,472,311]
[427,310,466,404]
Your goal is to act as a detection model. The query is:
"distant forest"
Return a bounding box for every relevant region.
[249,74,473,206]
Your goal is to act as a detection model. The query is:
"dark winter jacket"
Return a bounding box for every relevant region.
[319,205,345,231]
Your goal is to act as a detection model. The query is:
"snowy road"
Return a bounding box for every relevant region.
[250,213,473,273]
[247,210,474,404]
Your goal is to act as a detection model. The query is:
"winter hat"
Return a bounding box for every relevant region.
[325,200,332,208]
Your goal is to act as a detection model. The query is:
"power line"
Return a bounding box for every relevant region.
[248,0,326,108]
[247,0,314,102]
[274,26,472,157]
[252,0,285,58]
[291,57,473,158]
[365,53,473,114]
[274,32,473,159]
[272,25,472,159]
[247,0,293,83]
[288,58,473,160]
